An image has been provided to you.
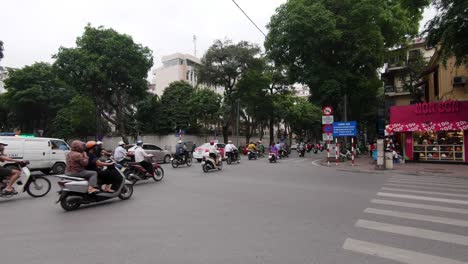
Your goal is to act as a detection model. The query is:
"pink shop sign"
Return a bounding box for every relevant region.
[390,100,468,125]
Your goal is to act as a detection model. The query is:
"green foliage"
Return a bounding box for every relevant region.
[401,49,428,101]
[50,95,106,139]
[3,62,74,134]
[190,88,222,133]
[265,0,426,121]
[53,24,153,139]
[424,0,468,65]
[135,94,162,134]
[158,81,195,134]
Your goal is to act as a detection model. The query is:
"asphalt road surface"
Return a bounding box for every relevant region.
[1,152,468,264]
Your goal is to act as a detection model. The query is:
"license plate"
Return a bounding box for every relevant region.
[198,150,203,154]
[201,161,206,164]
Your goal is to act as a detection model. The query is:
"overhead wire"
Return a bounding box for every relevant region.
[231,0,267,38]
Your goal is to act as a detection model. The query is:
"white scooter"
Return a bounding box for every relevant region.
[0,161,52,198]
[201,153,222,173]
[56,160,134,211]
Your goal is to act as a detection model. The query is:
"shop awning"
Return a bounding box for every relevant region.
[387,121,468,133]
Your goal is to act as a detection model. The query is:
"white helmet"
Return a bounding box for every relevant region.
[118,141,125,146]
[228,140,232,143]
[0,141,8,146]
[178,140,182,143]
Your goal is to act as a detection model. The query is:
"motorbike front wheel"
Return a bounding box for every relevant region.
[171,159,179,168]
[60,193,81,211]
[153,167,164,181]
[26,176,51,198]
[186,157,192,166]
[226,156,232,165]
[118,184,134,200]
[202,164,209,173]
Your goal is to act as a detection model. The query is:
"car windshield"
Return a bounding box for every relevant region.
[200,143,210,148]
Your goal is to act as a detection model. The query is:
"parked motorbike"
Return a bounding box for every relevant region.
[247,150,258,160]
[226,149,240,165]
[340,149,352,160]
[202,154,222,172]
[268,152,278,163]
[124,156,164,184]
[171,153,192,168]
[0,161,51,199]
[56,161,133,211]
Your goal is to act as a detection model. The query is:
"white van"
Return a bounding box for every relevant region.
[0,136,70,174]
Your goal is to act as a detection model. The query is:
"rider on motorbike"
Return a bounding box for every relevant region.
[175,140,188,162]
[113,141,128,165]
[0,141,25,194]
[65,140,100,194]
[208,140,220,168]
[225,140,239,162]
[257,141,265,156]
[85,141,121,193]
[134,140,154,176]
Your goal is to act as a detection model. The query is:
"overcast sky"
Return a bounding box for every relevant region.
[1,0,435,70]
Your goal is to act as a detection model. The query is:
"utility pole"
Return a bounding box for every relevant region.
[193,35,197,57]
[236,99,240,147]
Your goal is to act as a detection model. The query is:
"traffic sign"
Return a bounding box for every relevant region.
[322,124,333,134]
[323,133,333,141]
[322,115,334,124]
[322,106,333,116]
[333,121,357,137]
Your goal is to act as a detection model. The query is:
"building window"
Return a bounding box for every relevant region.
[186,71,190,81]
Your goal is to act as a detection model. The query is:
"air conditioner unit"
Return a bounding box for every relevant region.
[453,76,466,86]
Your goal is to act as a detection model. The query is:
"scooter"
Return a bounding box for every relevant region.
[171,153,192,168]
[56,160,134,211]
[0,161,51,198]
[226,149,240,165]
[202,153,222,172]
[279,149,289,159]
[247,150,258,160]
[268,152,278,163]
[124,156,164,184]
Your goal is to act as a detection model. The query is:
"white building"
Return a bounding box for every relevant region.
[0,66,14,94]
[151,53,201,96]
[293,84,310,98]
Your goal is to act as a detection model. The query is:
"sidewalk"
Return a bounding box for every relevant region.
[320,154,468,179]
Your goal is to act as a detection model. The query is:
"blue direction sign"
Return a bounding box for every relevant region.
[333,121,357,137]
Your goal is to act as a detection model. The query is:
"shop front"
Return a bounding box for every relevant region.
[387,100,468,163]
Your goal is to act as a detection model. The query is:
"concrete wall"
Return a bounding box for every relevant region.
[428,57,468,101]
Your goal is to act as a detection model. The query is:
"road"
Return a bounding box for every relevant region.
[1,152,468,264]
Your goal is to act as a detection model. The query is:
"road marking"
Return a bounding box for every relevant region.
[381,187,468,198]
[356,219,468,247]
[364,208,468,227]
[343,238,468,264]
[377,192,468,205]
[387,179,468,189]
[384,183,468,193]
[371,199,468,215]
[311,159,323,166]
[390,177,468,185]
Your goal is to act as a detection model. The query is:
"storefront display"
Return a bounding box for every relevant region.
[387,100,468,163]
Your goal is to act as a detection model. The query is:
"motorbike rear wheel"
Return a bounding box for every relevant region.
[226,156,232,165]
[118,184,134,200]
[153,167,164,181]
[171,159,179,168]
[186,157,192,166]
[60,193,81,211]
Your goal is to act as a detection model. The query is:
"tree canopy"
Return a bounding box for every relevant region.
[424,0,468,65]
[53,24,153,141]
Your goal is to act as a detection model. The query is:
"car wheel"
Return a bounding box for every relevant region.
[52,162,66,174]
[164,155,171,164]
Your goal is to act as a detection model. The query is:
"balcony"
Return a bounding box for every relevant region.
[384,85,410,96]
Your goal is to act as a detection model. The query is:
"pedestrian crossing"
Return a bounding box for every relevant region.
[343,174,468,263]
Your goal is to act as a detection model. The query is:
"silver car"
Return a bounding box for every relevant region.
[127,144,172,163]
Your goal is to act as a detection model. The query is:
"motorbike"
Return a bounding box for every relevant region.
[171,152,192,168]
[247,150,258,160]
[339,149,352,160]
[226,149,240,165]
[268,152,278,163]
[279,149,289,159]
[0,161,51,199]
[202,153,222,172]
[56,161,134,211]
[124,156,164,184]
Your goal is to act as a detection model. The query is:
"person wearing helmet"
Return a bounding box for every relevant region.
[225,140,239,162]
[85,141,120,193]
[134,140,154,176]
[175,140,188,162]
[65,140,100,194]
[208,140,220,168]
[0,141,26,194]
[96,141,112,159]
[113,140,128,165]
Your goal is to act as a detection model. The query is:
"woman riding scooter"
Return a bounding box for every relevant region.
[85,141,122,193]
[65,141,100,194]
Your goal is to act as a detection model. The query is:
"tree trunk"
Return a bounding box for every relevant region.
[269,118,274,146]
[222,124,229,143]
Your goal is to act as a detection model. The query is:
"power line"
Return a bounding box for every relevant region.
[231,0,267,38]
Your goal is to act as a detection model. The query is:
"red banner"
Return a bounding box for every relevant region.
[387,121,468,133]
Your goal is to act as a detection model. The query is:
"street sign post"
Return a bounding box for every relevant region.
[322,133,333,141]
[333,121,357,137]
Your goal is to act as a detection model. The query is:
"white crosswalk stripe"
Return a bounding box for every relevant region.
[343,175,468,263]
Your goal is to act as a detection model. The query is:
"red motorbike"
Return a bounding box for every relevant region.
[123,157,164,184]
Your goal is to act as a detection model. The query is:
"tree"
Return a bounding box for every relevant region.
[401,49,428,102]
[0,40,4,61]
[286,98,321,140]
[157,81,195,134]
[54,24,153,141]
[424,0,468,65]
[265,0,428,122]
[51,95,106,140]
[189,88,222,134]
[3,62,74,134]
[198,39,263,142]
[135,94,162,134]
